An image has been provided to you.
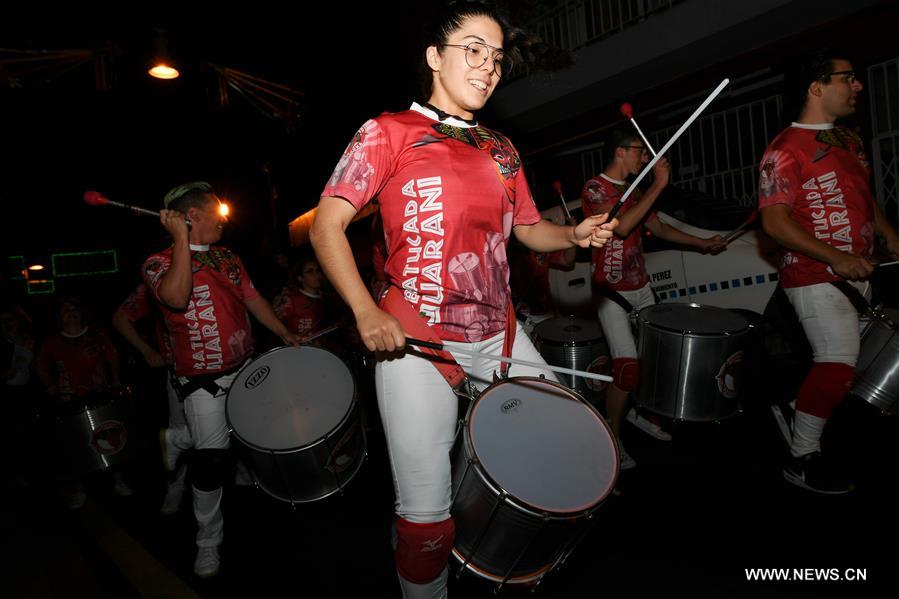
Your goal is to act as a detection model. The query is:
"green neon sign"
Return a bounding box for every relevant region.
[51,250,119,277]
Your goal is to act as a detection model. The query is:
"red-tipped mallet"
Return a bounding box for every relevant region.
[620,102,657,157]
[607,79,730,220]
[84,190,191,226]
[723,211,758,245]
[552,180,573,221]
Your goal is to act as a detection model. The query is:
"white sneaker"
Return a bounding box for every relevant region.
[619,443,637,470]
[626,409,672,441]
[194,546,220,578]
[113,479,134,498]
[159,483,184,515]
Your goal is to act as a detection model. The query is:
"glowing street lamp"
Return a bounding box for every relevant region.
[148,63,180,80]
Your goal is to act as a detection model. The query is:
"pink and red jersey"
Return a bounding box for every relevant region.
[274,288,323,338]
[322,104,541,342]
[582,174,656,291]
[758,124,875,288]
[36,327,119,396]
[142,246,259,377]
[118,283,173,365]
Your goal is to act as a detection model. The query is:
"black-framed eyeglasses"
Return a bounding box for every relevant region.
[622,145,649,156]
[826,70,857,84]
[442,41,513,77]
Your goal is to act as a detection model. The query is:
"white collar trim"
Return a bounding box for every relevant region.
[411,102,477,129]
[61,327,88,339]
[600,173,627,186]
[189,243,210,251]
[299,289,322,299]
[791,122,834,130]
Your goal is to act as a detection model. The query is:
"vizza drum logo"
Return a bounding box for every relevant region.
[501,398,521,414]
[245,366,271,389]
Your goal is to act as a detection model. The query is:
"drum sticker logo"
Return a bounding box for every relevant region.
[90,420,127,456]
[716,351,744,399]
[501,398,521,414]
[245,365,271,389]
[586,356,611,392]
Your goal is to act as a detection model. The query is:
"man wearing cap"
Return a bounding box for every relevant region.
[142,181,300,577]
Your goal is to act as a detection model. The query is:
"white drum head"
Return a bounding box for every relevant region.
[533,316,603,345]
[227,346,355,450]
[469,378,617,513]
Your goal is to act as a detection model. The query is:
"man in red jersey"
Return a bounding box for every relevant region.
[143,181,300,577]
[760,50,899,494]
[583,127,725,469]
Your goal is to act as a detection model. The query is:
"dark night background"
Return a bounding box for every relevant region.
[2,4,897,598]
[2,6,448,328]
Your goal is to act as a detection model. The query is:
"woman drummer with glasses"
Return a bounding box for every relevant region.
[310,2,618,596]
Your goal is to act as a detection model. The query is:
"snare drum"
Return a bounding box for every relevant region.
[451,377,618,587]
[226,346,366,504]
[636,303,750,421]
[53,390,135,479]
[852,309,899,414]
[533,316,611,400]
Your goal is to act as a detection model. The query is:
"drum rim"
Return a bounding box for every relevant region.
[638,302,750,336]
[451,546,552,585]
[225,345,358,452]
[463,376,619,516]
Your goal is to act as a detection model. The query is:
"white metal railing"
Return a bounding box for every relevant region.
[579,95,783,208]
[530,0,679,52]
[868,57,899,222]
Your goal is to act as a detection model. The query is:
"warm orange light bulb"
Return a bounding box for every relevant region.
[149,64,180,79]
[28,264,44,271]
[218,203,230,217]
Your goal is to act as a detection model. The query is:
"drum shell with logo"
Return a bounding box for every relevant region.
[636,303,749,421]
[852,311,899,414]
[226,346,366,504]
[52,391,134,479]
[451,377,618,586]
[532,316,611,401]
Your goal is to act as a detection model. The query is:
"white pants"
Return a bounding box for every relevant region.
[179,370,239,548]
[375,325,556,524]
[595,284,656,360]
[180,370,239,450]
[783,281,870,366]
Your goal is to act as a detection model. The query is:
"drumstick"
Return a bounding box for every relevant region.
[84,190,193,226]
[877,260,899,268]
[552,180,573,221]
[723,211,758,245]
[620,103,658,156]
[299,322,341,344]
[406,337,614,383]
[607,79,730,220]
